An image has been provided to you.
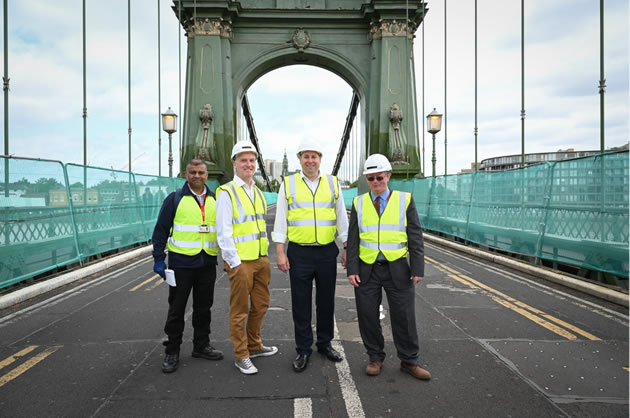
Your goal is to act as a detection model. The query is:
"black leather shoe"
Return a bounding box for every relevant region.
[192,345,224,361]
[162,353,179,373]
[292,354,310,372]
[317,346,343,362]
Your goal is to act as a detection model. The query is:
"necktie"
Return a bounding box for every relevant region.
[374,197,381,215]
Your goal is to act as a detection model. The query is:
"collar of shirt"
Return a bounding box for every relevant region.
[187,183,207,205]
[370,188,390,203]
[233,174,254,190]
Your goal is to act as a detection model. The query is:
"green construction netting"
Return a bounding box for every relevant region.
[2,152,627,288]
[388,152,629,280]
[0,158,185,289]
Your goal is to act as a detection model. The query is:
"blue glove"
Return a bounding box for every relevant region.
[153,260,167,279]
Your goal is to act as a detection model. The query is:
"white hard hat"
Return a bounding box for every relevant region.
[296,141,323,157]
[231,141,259,160]
[362,154,392,175]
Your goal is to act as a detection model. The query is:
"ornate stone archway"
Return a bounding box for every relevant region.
[174,0,427,181]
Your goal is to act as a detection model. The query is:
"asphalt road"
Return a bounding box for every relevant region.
[0,208,627,417]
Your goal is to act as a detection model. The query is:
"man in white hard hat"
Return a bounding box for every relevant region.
[346,153,431,380]
[273,142,348,372]
[216,141,278,375]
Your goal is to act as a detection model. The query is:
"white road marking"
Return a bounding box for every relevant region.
[294,397,312,418]
[332,319,365,418]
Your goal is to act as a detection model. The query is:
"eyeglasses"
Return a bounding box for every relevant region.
[366,175,385,182]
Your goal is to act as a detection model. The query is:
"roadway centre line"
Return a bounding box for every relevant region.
[426,243,628,322]
[426,257,601,341]
[0,345,38,371]
[0,257,152,326]
[332,318,365,418]
[0,346,61,388]
[129,274,161,291]
[293,398,312,418]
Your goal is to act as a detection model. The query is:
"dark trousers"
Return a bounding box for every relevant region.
[354,263,419,364]
[163,266,216,354]
[287,242,339,355]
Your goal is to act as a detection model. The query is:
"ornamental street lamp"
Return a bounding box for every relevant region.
[161,107,177,177]
[426,108,443,177]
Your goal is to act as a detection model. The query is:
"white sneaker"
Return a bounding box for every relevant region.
[234,357,258,374]
[249,345,279,358]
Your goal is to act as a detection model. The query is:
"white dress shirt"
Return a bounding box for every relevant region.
[272,172,348,245]
[216,175,257,268]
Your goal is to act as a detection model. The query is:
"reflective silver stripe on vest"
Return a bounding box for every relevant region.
[203,241,219,248]
[326,174,336,202]
[360,240,407,250]
[288,174,297,203]
[288,219,336,227]
[288,201,334,210]
[168,238,201,248]
[254,187,267,215]
[356,194,364,228]
[234,214,259,224]
[360,224,405,233]
[224,182,244,218]
[172,224,217,232]
[233,231,267,244]
[398,191,406,225]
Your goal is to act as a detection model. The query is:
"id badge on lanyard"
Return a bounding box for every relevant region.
[199,194,210,233]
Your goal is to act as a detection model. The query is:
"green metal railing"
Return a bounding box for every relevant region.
[1,152,627,289]
[344,151,629,283]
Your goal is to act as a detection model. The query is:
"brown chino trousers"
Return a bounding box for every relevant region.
[225,256,271,360]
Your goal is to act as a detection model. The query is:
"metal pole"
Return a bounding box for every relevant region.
[431,133,436,177]
[128,0,132,172]
[178,0,182,170]
[3,0,8,158]
[599,0,605,153]
[3,0,8,198]
[158,0,162,176]
[444,0,447,175]
[168,133,173,177]
[421,1,425,176]
[82,0,87,167]
[520,0,525,168]
[474,0,478,172]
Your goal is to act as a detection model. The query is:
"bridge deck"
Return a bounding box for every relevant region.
[0,208,627,417]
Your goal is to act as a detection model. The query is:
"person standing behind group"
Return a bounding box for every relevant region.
[346,153,431,380]
[217,141,278,375]
[273,142,348,373]
[152,159,223,374]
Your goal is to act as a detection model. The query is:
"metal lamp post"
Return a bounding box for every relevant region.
[161,107,177,177]
[426,108,443,177]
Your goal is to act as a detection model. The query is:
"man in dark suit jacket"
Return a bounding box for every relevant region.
[346,153,431,380]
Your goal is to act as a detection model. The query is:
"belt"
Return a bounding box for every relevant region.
[374,260,389,265]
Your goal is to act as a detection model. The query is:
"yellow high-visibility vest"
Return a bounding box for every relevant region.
[353,191,410,264]
[167,194,218,256]
[284,173,339,245]
[218,181,268,260]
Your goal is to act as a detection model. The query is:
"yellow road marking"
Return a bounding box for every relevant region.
[146,278,164,291]
[624,367,629,372]
[0,346,38,371]
[430,258,600,341]
[0,346,61,388]
[130,274,161,291]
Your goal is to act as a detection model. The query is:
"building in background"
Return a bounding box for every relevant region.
[477,144,628,172]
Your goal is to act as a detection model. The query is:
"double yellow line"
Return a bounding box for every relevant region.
[426,257,601,341]
[0,345,61,388]
[129,274,163,292]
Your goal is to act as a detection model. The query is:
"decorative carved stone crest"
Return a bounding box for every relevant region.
[291,28,311,52]
[185,18,233,39]
[369,19,415,41]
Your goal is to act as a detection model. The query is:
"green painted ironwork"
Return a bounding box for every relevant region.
[172,0,428,181]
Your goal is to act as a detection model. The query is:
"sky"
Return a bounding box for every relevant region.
[1,0,628,179]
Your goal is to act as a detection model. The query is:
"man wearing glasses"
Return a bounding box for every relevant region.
[346,154,431,380]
